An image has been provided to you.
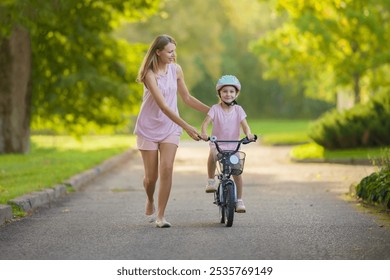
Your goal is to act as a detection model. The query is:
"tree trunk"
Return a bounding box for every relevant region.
[0,26,32,154]
[353,73,361,104]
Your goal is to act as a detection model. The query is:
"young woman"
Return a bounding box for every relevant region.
[200,75,255,213]
[134,35,209,228]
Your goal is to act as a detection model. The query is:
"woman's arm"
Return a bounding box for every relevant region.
[176,64,210,114]
[144,70,201,140]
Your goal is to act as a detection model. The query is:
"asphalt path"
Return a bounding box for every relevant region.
[0,141,389,260]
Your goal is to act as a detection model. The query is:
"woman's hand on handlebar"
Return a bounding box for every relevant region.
[185,125,202,141]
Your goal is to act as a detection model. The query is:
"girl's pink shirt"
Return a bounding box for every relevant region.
[134,63,182,142]
[208,103,247,150]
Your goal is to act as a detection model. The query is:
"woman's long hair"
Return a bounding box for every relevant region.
[136,34,176,84]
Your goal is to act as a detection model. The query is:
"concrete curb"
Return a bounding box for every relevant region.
[0,149,137,226]
[7,185,67,213]
[0,205,13,225]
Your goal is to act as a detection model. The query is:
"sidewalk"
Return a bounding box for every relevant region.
[0,149,137,226]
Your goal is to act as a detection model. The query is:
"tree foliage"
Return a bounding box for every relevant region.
[251,0,390,104]
[117,0,328,120]
[0,0,160,136]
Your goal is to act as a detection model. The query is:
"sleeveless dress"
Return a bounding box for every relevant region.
[134,63,182,142]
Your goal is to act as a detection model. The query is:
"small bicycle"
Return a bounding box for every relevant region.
[208,135,257,227]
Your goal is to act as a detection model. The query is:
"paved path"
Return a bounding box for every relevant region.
[0,141,389,259]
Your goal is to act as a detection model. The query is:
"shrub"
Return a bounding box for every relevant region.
[355,149,390,209]
[309,92,390,150]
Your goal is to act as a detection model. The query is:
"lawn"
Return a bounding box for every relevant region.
[290,142,387,162]
[248,119,310,145]
[183,118,311,145]
[0,135,134,205]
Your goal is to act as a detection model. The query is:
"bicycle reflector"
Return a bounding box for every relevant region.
[229,154,239,164]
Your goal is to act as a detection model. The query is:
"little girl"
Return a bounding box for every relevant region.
[200,75,255,213]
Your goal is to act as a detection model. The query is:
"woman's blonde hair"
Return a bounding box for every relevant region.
[136,34,176,83]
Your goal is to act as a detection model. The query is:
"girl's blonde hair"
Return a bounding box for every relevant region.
[136,34,176,83]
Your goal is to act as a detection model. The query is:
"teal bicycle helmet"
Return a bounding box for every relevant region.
[216,75,241,92]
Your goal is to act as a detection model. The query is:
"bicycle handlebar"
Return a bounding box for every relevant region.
[207,135,258,154]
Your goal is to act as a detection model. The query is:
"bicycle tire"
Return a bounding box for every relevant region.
[216,185,225,223]
[224,181,236,227]
[219,205,225,223]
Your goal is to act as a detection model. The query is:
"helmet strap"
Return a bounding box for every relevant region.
[218,92,238,106]
[222,100,237,106]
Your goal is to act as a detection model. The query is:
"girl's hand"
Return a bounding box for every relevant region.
[247,133,255,141]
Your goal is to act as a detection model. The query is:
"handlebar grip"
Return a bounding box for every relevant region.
[242,134,258,144]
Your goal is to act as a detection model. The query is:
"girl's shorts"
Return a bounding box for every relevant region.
[136,134,180,150]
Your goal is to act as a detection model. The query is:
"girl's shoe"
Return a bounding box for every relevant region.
[236,199,246,213]
[156,218,171,228]
[205,179,217,193]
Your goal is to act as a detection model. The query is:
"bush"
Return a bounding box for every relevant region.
[309,92,390,150]
[355,149,390,209]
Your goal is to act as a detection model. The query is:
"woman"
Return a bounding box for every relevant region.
[134,34,209,228]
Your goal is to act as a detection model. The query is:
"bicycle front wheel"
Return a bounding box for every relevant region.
[223,181,236,227]
[216,187,225,224]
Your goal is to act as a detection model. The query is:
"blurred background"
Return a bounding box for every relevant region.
[1,0,389,153]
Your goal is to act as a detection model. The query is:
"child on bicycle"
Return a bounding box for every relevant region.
[200,75,255,213]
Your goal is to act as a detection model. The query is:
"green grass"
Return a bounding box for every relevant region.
[0,135,134,205]
[248,119,310,145]
[291,142,388,162]
[182,118,311,145]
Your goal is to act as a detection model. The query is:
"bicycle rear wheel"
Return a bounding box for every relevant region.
[223,181,236,227]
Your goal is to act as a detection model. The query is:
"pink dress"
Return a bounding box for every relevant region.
[208,104,247,150]
[134,63,182,142]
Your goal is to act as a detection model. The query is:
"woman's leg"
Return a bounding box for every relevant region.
[157,143,178,221]
[140,150,159,215]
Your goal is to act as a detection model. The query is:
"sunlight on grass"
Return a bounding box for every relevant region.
[290,142,324,159]
[32,135,135,151]
[291,142,388,161]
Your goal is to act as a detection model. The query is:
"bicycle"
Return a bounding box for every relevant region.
[208,135,257,227]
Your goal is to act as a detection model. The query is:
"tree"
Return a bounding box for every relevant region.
[251,0,390,105]
[118,0,317,119]
[0,0,160,154]
[0,25,32,154]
